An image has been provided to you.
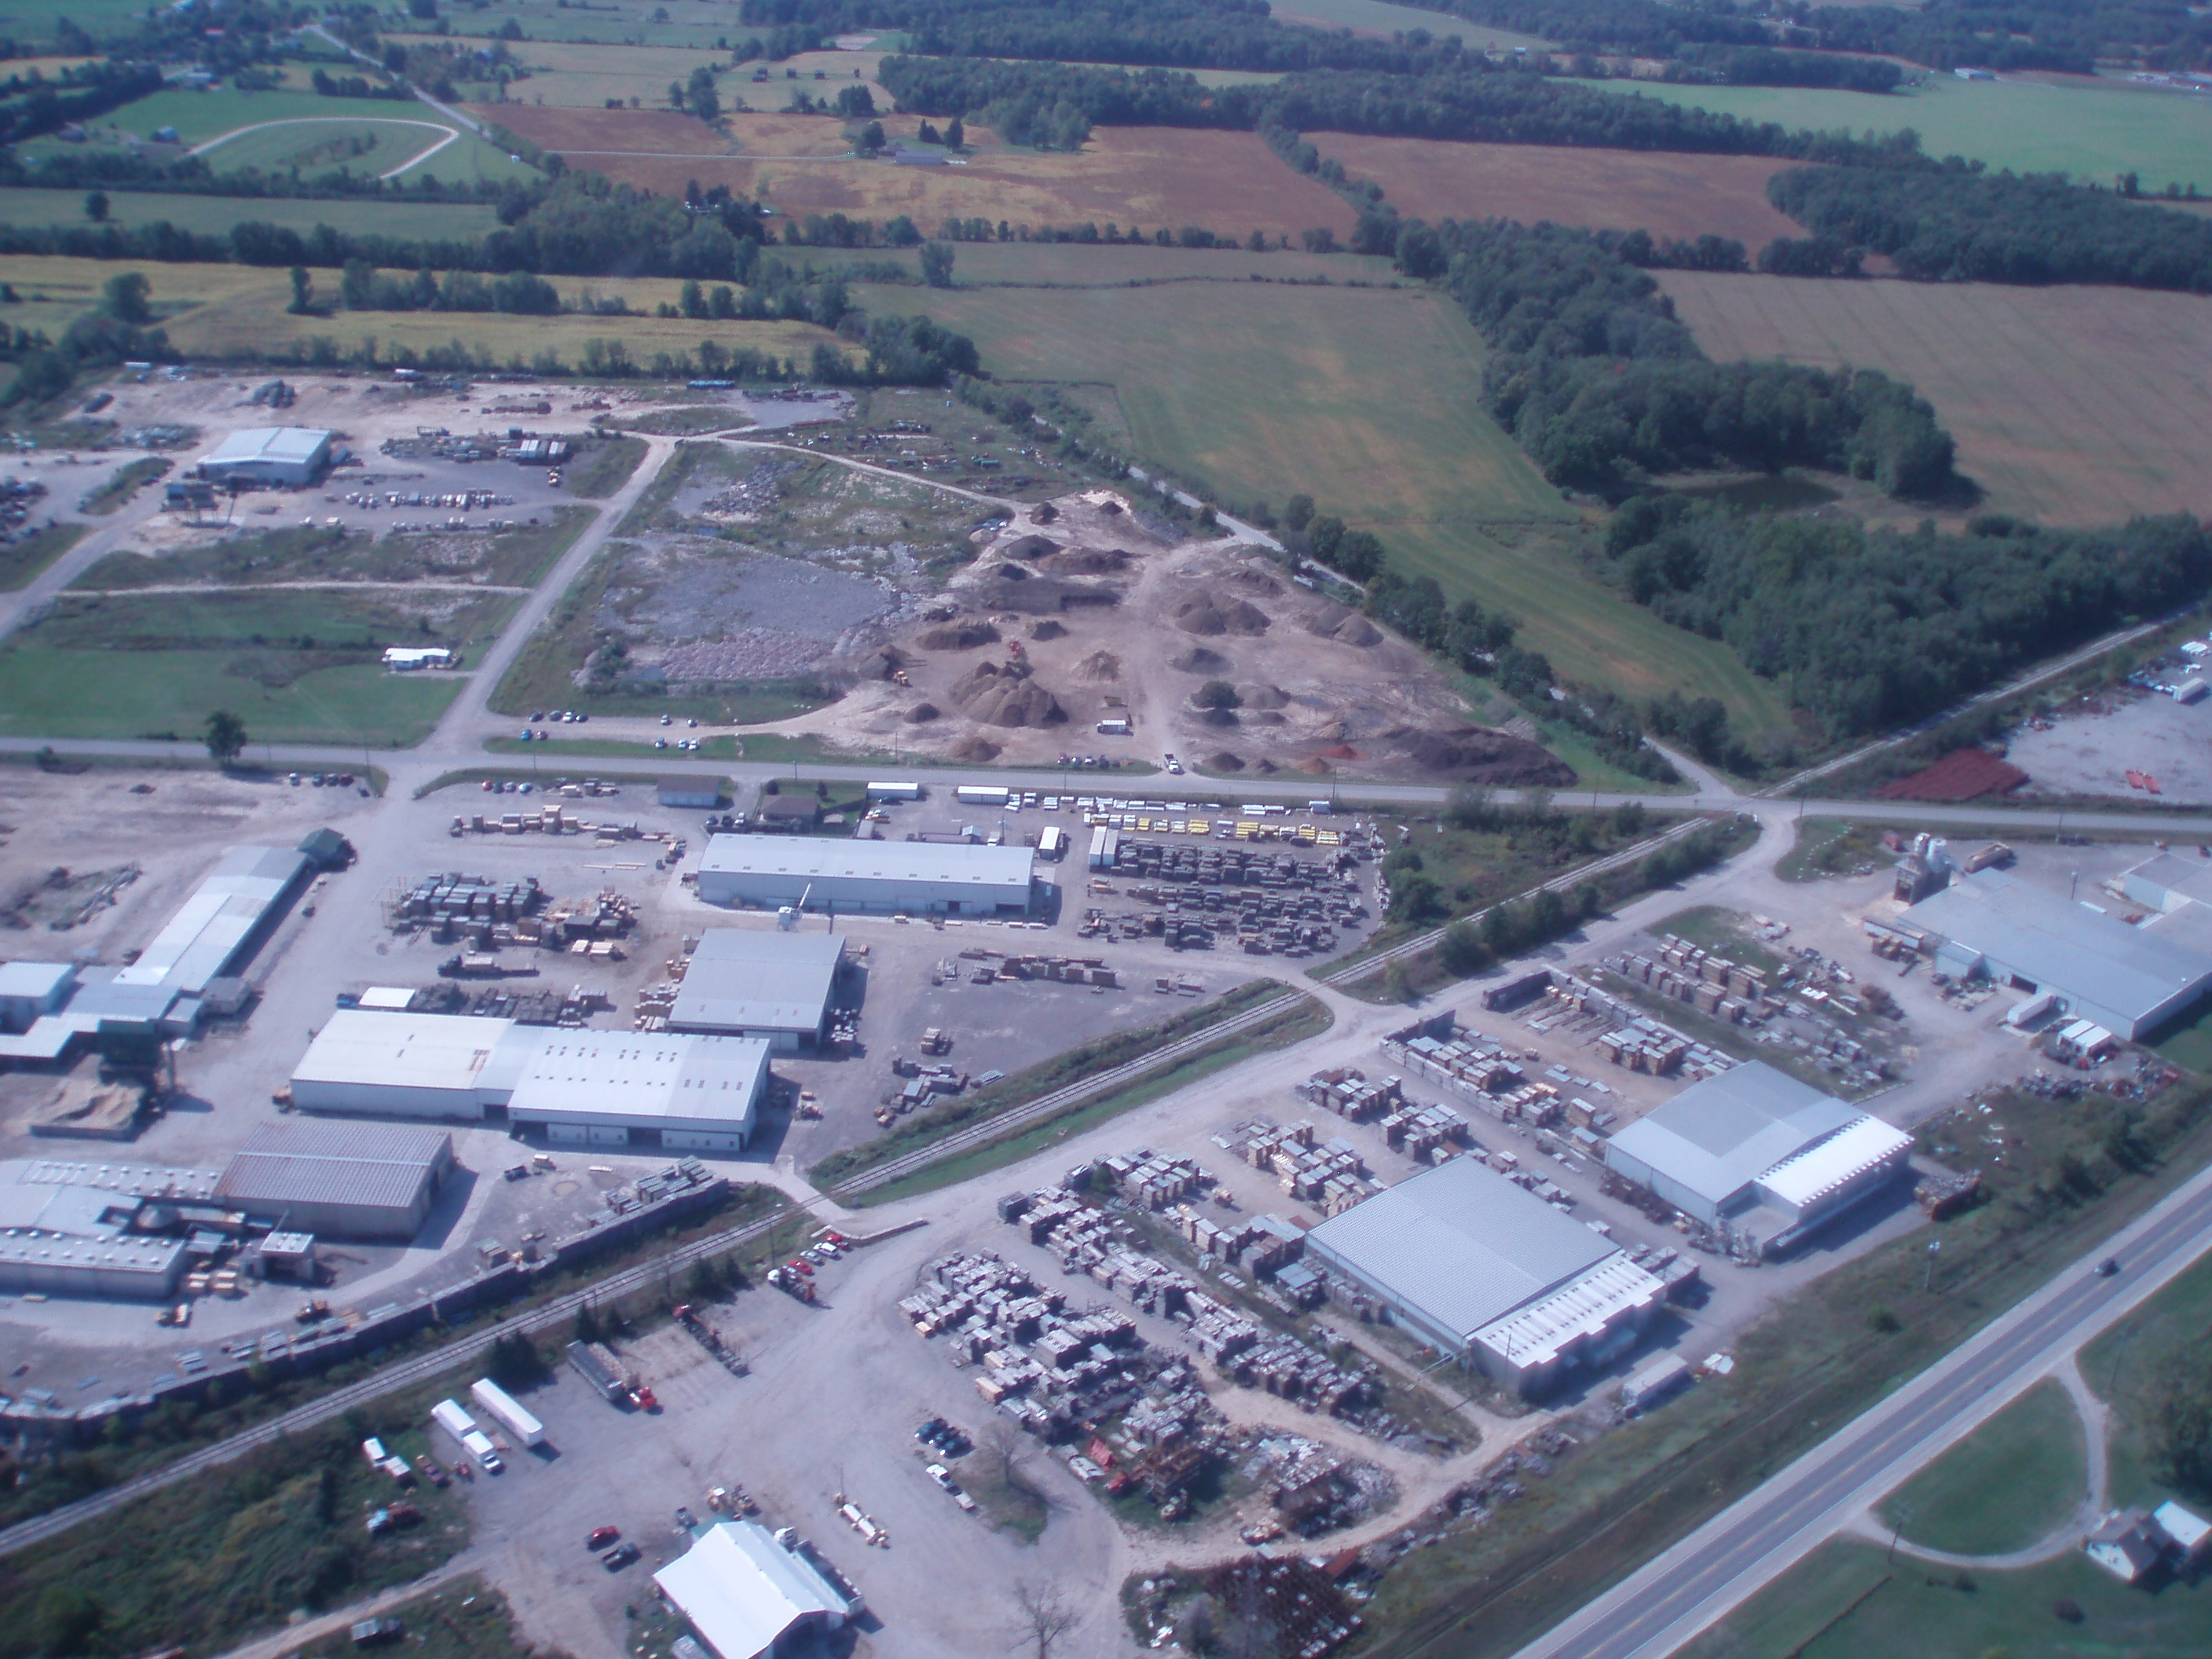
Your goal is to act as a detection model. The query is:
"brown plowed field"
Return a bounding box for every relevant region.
[1314,134,1804,247]
[1659,271,2212,526]
[471,104,733,156]
[496,124,1357,239]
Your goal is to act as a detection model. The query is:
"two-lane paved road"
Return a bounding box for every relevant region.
[1497,1159,2212,1659]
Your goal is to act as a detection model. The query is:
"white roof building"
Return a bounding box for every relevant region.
[698,834,1036,917]
[197,426,333,486]
[505,1031,770,1152]
[115,844,313,998]
[655,1521,862,1659]
[290,1009,541,1119]
[668,930,844,1049]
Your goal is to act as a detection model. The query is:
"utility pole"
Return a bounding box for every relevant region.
[1924,1237,1941,1291]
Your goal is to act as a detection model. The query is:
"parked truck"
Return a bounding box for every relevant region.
[566,1339,635,1405]
[470,1377,546,1448]
[460,1428,505,1474]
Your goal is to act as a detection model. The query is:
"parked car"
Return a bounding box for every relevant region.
[586,1525,621,1551]
[350,1621,404,1649]
[600,1541,641,1570]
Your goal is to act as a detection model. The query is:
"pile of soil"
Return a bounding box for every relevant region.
[1075,650,1122,681]
[983,562,1031,582]
[1295,756,1332,775]
[1036,546,1130,575]
[1207,750,1244,771]
[1302,605,1382,647]
[948,662,1067,727]
[1003,534,1062,559]
[967,574,1117,614]
[917,620,1000,650]
[905,701,940,723]
[1028,619,1067,641]
[1172,591,1270,637]
[1397,727,1577,786]
[1031,502,1060,524]
[951,735,1002,761]
[1229,567,1283,596]
[1319,743,1361,760]
[1238,684,1291,709]
[1170,646,1232,674]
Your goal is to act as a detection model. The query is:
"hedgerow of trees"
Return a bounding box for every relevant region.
[1604,497,2212,738]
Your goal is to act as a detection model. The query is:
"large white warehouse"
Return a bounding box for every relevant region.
[290,1009,541,1119]
[668,929,845,1050]
[698,835,1036,917]
[197,427,333,487]
[1305,1157,1666,1395]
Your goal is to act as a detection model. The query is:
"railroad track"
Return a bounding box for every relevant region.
[0,1203,800,1559]
[830,988,1309,1199]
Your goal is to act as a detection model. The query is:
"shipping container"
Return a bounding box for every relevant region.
[430,1398,478,1443]
[470,1377,546,1448]
[866,781,924,800]
[954,786,1011,807]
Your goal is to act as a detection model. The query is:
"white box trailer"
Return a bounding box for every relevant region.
[954,785,1010,806]
[470,1377,546,1448]
[1038,826,1067,861]
[866,781,923,800]
[430,1397,478,1444]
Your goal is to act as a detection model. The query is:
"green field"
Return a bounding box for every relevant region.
[0,187,503,242]
[1270,0,1551,52]
[29,87,539,183]
[1877,1379,2088,1556]
[853,276,1795,741]
[2083,1247,2212,1511]
[1592,73,2212,194]
[1681,1537,2212,1658]
[0,587,514,745]
[0,523,85,591]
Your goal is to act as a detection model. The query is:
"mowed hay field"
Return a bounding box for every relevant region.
[0,188,500,242]
[505,40,782,110]
[1315,137,1805,247]
[1599,73,2212,194]
[1660,271,2212,526]
[857,274,1790,733]
[478,115,1359,238]
[1269,0,1551,51]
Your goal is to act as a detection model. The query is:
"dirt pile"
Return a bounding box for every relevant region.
[1208,750,1244,771]
[1229,567,1283,596]
[905,701,940,723]
[1394,727,1577,786]
[1003,534,1061,559]
[1037,546,1130,575]
[1170,646,1232,674]
[965,573,1116,614]
[1075,650,1122,681]
[1303,604,1382,647]
[951,735,1002,761]
[1238,684,1291,709]
[917,620,1000,650]
[1172,591,1270,637]
[947,662,1067,728]
[1027,619,1067,640]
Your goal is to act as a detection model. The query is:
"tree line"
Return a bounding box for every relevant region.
[1604,497,2212,738]
[1769,163,2212,292]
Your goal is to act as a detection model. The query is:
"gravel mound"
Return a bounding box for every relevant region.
[1170,646,1232,674]
[1075,650,1122,681]
[948,662,1067,727]
[1028,619,1068,640]
[916,620,1001,650]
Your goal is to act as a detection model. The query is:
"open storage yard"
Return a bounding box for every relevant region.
[1657,271,2212,527]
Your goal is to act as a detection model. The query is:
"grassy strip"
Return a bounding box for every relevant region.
[291,1576,554,1659]
[79,455,169,515]
[560,433,649,499]
[412,764,670,798]
[811,979,1288,1191]
[0,751,394,793]
[0,1185,783,1533]
[1876,1377,2087,1555]
[1357,1072,2212,1659]
[851,994,1333,1207]
[0,522,85,591]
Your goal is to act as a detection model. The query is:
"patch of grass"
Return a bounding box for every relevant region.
[79,454,168,515]
[0,522,85,591]
[1358,1073,2212,1659]
[414,765,667,797]
[1652,904,1789,980]
[814,979,1297,1192]
[76,510,591,591]
[852,994,1332,1207]
[617,404,756,436]
[0,185,502,241]
[1679,1538,2212,1659]
[1877,1378,2087,1555]
[2152,999,2212,1075]
[291,1576,558,1659]
[2083,1247,2212,1510]
[562,433,650,498]
[1778,816,1900,883]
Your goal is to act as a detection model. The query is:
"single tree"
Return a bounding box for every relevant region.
[83,190,108,222]
[687,65,720,121]
[919,241,954,287]
[945,115,964,149]
[203,709,247,766]
[287,266,314,314]
[1011,1580,1078,1659]
[101,270,152,324]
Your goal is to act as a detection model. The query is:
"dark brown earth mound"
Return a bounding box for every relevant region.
[1397,727,1576,786]
[1295,756,1332,775]
[1172,591,1270,637]
[1207,750,1244,771]
[916,620,1000,650]
[951,735,1002,761]
[906,701,940,723]
[1028,619,1068,641]
[1302,603,1381,646]
[1031,501,1060,524]
[1229,567,1283,597]
[1238,684,1291,709]
[1037,547,1130,576]
[1170,646,1232,674]
[1003,534,1062,559]
[948,662,1067,728]
[1075,650,1121,681]
[967,575,1118,614]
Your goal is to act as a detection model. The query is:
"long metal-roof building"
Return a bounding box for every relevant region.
[197,426,333,487]
[1602,1061,1914,1254]
[698,835,1036,917]
[506,1032,770,1152]
[291,1009,542,1119]
[117,844,313,999]
[655,1520,863,1659]
[1895,866,2212,1038]
[668,929,844,1050]
[214,1119,454,1240]
[1305,1158,1665,1395]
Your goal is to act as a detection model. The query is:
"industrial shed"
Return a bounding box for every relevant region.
[656,1521,863,1659]
[289,1009,541,1119]
[196,426,333,487]
[215,1120,454,1240]
[505,1031,770,1152]
[1305,1158,1665,1395]
[659,777,727,809]
[117,844,313,1000]
[1895,867,2212,1038]
[698,835,1036,917]
[1602,1062,1914,1253]
[669,930,844,1050]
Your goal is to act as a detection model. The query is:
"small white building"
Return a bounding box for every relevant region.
[382,646,454,671]
[656,1521,863,1659]
[505,1031,770,1151]
[197,427,334,487]
[0,962,75,1033]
